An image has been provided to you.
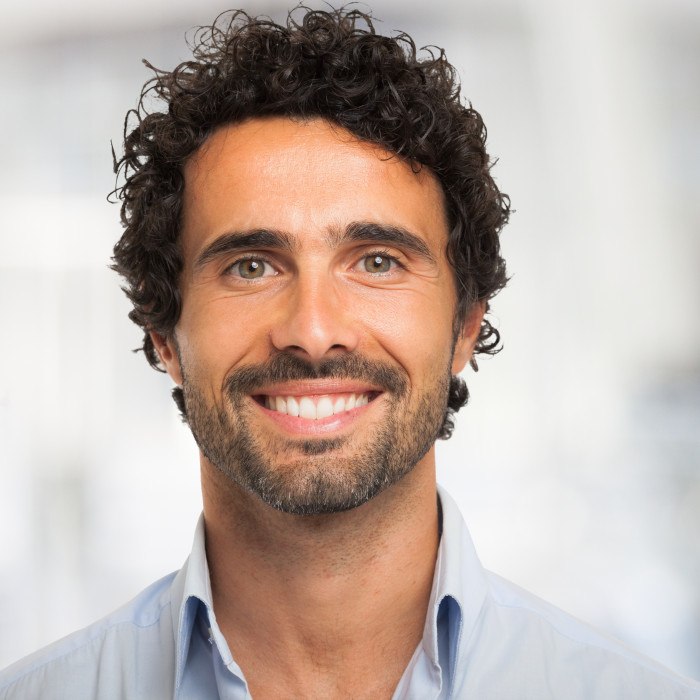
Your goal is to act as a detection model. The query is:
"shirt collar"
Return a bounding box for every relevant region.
[422,485,489,685]
[170,486,488,692]
[170,513,236,691]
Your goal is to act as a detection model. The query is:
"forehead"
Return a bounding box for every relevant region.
[180,116,449,258]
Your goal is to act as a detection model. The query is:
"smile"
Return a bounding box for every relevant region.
[259,392,375,420]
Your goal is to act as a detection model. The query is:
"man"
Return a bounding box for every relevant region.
[1,7,697,700]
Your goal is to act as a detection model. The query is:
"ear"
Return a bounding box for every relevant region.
[451,301,485,374]
[150,331,184,385]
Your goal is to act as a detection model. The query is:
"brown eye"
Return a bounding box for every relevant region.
[363,254,393,273]
[236,259,268,279]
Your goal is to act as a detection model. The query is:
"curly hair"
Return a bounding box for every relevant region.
[111,6,510,439]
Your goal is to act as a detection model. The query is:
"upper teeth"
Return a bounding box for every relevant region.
[264,393,370,419]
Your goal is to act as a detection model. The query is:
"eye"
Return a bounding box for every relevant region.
[228,257,276,280]
[362,253,397,274]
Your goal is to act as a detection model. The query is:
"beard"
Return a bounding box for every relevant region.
[181,352,451,516]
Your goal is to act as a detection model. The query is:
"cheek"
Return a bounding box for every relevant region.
[178,297,269,379]
[359,290,456,374]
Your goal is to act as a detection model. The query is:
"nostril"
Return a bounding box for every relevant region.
[269,309,359,359]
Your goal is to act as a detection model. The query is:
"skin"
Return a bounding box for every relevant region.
[152,116,483,699]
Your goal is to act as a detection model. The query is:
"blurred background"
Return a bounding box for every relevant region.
[1,0,698,679]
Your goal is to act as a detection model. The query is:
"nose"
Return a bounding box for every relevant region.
[269,273,360,361]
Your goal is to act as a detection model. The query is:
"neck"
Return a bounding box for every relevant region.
[201,452,439,698]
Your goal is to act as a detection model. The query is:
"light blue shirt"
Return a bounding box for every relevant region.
[1,486,698,699]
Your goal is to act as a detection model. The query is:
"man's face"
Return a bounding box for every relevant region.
[154,117,481,515]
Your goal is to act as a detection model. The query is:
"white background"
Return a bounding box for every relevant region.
[1,0,698,679]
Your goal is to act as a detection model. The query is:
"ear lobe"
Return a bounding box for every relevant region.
[451,302,485,375]
[149,331,184,385]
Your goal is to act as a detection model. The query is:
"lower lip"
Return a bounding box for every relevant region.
[252,397,379,436]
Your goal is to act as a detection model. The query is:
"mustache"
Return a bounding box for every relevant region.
[223,352,409,397]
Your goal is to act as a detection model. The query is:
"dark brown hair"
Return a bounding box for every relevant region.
[111,7,510,438]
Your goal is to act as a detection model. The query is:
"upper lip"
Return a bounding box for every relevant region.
[252,380,383,397]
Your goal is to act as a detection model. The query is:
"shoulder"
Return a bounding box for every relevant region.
[0,571,179,700]
[458,571,700,699]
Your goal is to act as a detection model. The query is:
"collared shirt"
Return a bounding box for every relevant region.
[1,486,698,699]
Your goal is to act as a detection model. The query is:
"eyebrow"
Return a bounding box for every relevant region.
[194,229,295,271]
[331,222,436,264]
[193,221,436,271]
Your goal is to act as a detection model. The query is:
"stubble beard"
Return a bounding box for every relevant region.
[181,352,451,515]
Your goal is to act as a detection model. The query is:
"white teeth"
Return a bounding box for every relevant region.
[299,396,316,419]
[263,393,371,418]
[287,396,300,417]
[317,396,334,419]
